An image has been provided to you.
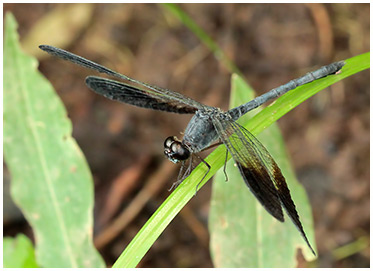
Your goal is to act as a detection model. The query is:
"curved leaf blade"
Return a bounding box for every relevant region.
[113,53,368,268]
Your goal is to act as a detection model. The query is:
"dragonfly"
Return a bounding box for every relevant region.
[39,44,345,256]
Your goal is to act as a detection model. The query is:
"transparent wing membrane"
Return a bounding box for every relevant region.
[86,76,198,113]
[39,45,205,111]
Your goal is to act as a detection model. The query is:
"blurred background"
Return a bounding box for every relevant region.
[3,3,369,267]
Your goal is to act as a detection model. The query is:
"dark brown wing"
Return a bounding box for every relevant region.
[211,117,315,255]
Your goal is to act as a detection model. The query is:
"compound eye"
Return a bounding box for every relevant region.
[164,136,177,148]
[170,142,190,161]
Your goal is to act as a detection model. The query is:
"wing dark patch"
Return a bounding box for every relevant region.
[271,162,316,256]
[237,161,284,222]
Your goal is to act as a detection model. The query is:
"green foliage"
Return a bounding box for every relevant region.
[4,5,369,268]
[3,13,105,268]
[4,234,38,268]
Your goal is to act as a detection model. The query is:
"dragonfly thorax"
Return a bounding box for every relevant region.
[164,136,190,163]
[182,109,222,152]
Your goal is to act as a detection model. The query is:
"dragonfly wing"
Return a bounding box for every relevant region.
[86,76,200,114]
[211,117,284,221]
[40,45,206,110]
[211,118,315,255]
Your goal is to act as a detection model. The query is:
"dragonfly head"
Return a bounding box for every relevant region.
[164,136,190,163]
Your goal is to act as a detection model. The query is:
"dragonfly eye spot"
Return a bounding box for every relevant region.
[164,136,178,148]
[163,136,190,162]
[170,142,190,161]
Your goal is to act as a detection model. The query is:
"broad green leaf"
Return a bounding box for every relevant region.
[209,74,315,267]
[4,234,38,268]
[113,53,368,268]
[3,13,105,268]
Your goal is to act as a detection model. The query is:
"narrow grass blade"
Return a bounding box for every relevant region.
[161,3,245,78]
[113,53,368,268]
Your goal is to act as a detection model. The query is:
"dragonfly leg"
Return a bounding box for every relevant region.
[223,149,229,182]
[168,160,188,191]
[195,156,211,196]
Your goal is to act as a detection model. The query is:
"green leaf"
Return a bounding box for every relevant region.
[113,53,368,268]
[3,13,105,268]
[209,74,316,267]
[4,234,38,268]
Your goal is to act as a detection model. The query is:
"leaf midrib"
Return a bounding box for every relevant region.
[9,39,77,267]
